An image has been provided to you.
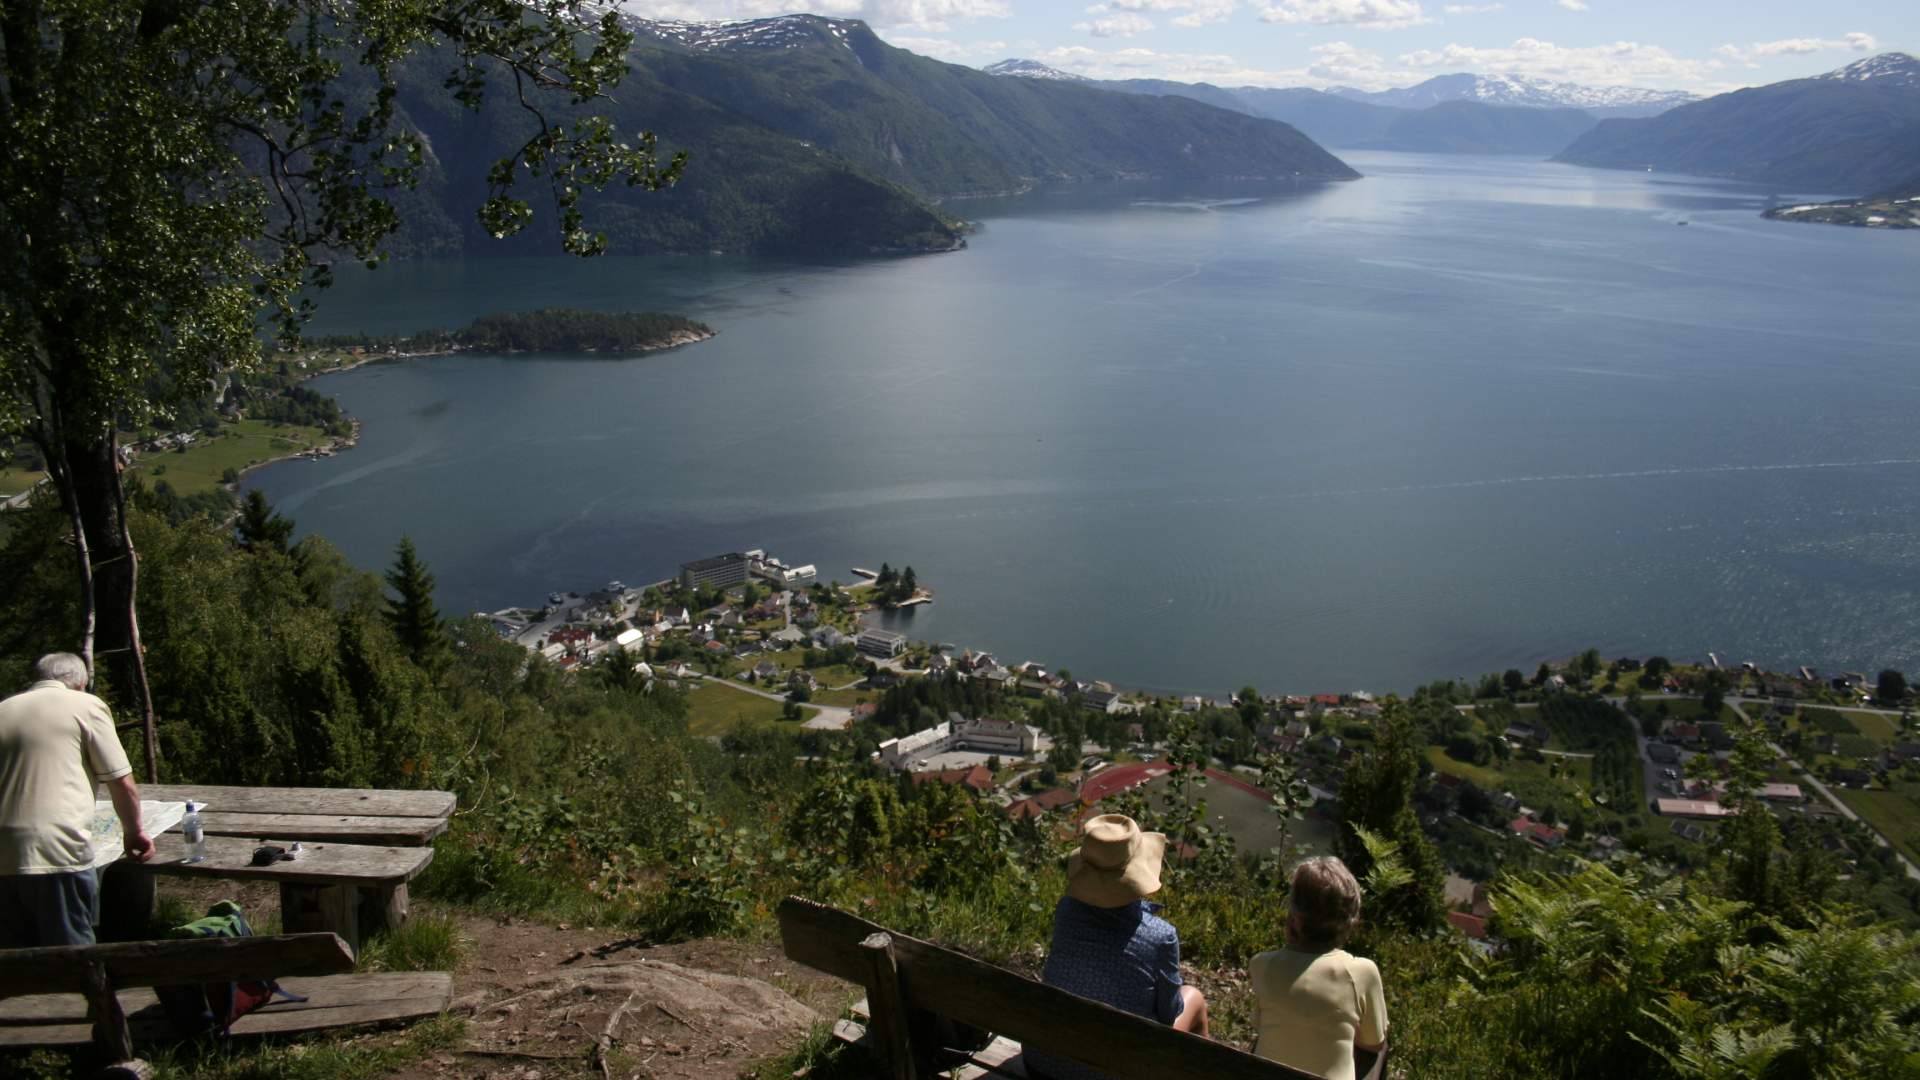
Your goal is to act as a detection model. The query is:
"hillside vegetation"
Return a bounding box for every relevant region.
[2,500,1917,1079]
[1555,56,1920,194]
[379,14,1357,259]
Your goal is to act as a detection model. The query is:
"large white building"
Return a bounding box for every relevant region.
[877,712,1039,770]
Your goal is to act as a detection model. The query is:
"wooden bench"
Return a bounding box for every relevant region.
[777,897,1387,1080]
[128,784,455,953]
[0,932,452,1067]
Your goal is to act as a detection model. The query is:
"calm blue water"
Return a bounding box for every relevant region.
[253,153,1920,695]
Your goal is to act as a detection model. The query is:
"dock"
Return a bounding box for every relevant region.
[851,567,879,580]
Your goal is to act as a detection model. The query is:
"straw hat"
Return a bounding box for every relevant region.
[1065,814,1167,908]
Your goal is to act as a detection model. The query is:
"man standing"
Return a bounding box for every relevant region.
[0,652,154,947]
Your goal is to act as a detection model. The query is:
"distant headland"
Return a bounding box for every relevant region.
[313,308,716,359]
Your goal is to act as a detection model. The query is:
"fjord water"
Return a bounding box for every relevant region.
[254,153,1920,694]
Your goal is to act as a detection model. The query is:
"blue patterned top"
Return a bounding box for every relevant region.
[1023,897,1184,1080]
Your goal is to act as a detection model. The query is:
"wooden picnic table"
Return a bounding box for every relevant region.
[142,784,453,847]
[125,784,455,954]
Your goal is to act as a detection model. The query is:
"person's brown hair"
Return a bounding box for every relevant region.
[1287,856,1363,951]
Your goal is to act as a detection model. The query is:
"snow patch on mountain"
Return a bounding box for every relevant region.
[983,59,1091,82]
[1337,73,1695,112]
[1814,53,1920,88]
[635,14,856,53]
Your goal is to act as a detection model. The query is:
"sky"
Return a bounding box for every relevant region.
[618,0,1919,93]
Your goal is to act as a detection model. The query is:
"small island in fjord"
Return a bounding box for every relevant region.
[317,308,716,358]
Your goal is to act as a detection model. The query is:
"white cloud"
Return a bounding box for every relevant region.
[1076,12,1156,37]
[1556,0,1587,11]
[881,33,1016,61]
[1441,3,1503,14]
[621,0,1010,32]
[1716,32,1879,66]
[1256,0,1431,30]
[1083,0,1239,26]
[1306,40,1400,87]
[1398,37,1722,87]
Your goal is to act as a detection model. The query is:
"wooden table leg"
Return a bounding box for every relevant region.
[280,882,360,954]
[359,882,410,938]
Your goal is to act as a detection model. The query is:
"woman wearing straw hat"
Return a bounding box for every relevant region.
[1023,814,1209,1080]
[1247,856,1388,1080]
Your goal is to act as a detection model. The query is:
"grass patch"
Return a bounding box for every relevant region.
[128,420,328,496]
[808,687,868,707]
[0,1017,463,1080]
[1426,746,1503,788]
[1834,784,1920,867]
[414,837,636,928]
[748,1021,873,1080]
[1839,709,1900,744]
[684,681,791,736]
[356,910,466,973]
[1802,708,1858,736]
[0,466,46,497]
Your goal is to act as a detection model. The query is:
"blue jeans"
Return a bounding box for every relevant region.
[0,869,98,947]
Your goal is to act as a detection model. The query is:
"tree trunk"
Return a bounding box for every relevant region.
[61,429,158,780]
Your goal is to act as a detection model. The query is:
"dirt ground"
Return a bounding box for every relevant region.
[153,881,858,1080]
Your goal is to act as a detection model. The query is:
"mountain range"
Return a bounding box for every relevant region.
[983,60,1686,155]
[383,15,1356,258]
[1554,53,1920,195]
[1329,73,1694,117]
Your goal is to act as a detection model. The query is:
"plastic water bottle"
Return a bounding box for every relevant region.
[182,801,206,863]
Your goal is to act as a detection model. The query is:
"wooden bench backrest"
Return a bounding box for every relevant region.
[0,933,356,997]
[778,897,1323,1080]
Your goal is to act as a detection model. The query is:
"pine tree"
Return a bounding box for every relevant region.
[384,537,446,666]
[235,489,294,555]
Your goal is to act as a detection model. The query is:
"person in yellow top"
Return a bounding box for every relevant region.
[0,653,154,947]
[1247,857,1388,1080]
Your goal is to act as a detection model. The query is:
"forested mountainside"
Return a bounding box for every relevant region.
[380,14,1356,258]
[988,62,1700,154]
[1555,54,1920,195]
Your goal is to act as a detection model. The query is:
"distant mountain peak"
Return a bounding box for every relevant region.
[634,13,866,53]
[1338,72,1695,114]
[1815,52,1920,87]
[983,59,1090,82]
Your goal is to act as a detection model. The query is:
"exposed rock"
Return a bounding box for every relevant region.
[456,958,818,1079]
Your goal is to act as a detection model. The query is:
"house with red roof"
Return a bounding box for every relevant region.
[1446,911,1489,940]
[1008,787,1080,821]
[1508,817,1565,850]
[909,765,993,795]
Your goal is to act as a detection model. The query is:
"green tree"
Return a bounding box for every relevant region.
[1878,669,1908,705]
[1504,668,1527,695]
[234,490,295,556]
[1576,647,1603,682]
[0,0,681,768]
[1702,669,1730,717]
[1335,700,1443,932]
[384,537,446,667]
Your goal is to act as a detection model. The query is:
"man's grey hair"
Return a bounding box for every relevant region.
[33,652,89,690]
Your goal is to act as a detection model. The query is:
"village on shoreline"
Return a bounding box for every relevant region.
[482,543,1920,942]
